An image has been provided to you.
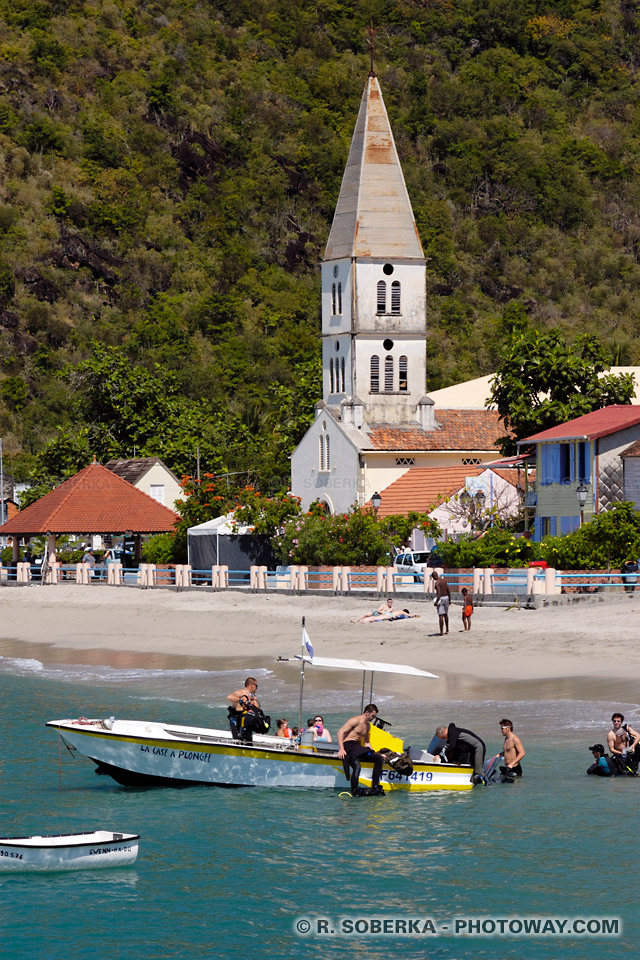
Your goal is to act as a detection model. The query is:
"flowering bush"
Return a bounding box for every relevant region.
[275,506,441,566]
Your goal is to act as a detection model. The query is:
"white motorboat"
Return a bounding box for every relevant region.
[0,831,140,872]
[47,647,474,793]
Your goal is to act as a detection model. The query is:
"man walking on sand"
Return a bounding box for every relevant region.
[431,571,450,635]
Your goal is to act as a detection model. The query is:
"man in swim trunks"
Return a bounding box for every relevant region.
[499,718,525,776]
[352,599,393,622]
[337,704,385,796]
[431,571,451,635]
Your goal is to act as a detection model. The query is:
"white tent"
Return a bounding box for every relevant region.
[187,513,253,566]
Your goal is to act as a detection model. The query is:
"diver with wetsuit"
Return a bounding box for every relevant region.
[436,723,487,784]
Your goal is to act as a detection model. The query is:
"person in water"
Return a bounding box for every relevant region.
[313,715,332,742]
[607,712,640,771]
[337,704,385,796]
[499,719,525,776]
[587,744,618,777]
[227,677,260,739]
[436,723,486,783]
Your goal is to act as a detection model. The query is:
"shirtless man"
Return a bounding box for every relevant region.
[499,719,526,776]
[431,571,451,635]
[337,704,385,796]
[607,712,640,768]
[226,677,260,739]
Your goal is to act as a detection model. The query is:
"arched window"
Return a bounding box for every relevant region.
[391,281,401,313]
[331,283,336,315]
[325,434,330,470]
[370,356,380,393]
[341,356,346,393]
[329,358,334,394]
[376,281,386,314]
[399,355,408,392]
[384,356,394,392]
[337,282,342,314]
[319,435,325,471]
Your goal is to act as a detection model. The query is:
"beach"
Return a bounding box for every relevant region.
[1,584,638,702]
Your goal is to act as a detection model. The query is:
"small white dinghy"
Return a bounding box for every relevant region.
[0,831,140,872]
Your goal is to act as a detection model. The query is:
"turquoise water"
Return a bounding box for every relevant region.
[0,655,638,959]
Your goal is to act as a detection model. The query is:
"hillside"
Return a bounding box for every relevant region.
[2,0,640,487]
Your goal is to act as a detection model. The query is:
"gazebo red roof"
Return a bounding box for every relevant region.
[0,462,179,536]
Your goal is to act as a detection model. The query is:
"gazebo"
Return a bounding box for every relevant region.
[0,461,179,563]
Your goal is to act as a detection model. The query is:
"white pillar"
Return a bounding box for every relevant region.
[483,568,493,596]
[473,568,483,595]
[544,567,558,595]
[341,567,351,592]
[332,567,342,591]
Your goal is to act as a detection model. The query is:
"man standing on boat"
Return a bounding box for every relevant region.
[337,704,385,797]
[227,678,260,740]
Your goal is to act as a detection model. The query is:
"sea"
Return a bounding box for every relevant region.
[0,652,638,960]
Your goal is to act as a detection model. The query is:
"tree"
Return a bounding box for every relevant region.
[488,325,635,455]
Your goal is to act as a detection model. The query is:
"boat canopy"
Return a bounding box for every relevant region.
[295,655,438,679]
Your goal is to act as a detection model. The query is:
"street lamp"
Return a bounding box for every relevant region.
[371,491,381,516]
[576,483,588,527]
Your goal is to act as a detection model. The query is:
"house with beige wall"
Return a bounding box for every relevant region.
[105,458,182,512]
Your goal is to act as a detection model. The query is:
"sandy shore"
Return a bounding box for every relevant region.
[1,584,639,703]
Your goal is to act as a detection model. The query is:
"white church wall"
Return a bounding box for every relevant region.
[290,416,361,512]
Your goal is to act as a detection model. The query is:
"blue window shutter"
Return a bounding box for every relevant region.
[584,442,591,483]
[569,444,575,482]
[560,516,572,535]
[549,517,557,536]
[534,517,542,541]
[550,444,561,483]
[571,515,580,532]
[540,445,551,485]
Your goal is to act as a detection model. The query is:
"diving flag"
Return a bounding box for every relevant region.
[302,626,314,659]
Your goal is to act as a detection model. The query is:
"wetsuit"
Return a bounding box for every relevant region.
[446,723,486,775]
[587,755,617,777]
[343,741,383,794]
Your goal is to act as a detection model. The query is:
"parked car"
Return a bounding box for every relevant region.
[393,550,443,583]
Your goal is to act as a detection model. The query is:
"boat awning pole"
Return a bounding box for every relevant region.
[360,671,366,712]
[298,617,306,731]
[369,672,374,705]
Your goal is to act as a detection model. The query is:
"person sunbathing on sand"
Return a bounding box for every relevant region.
[352,599,393,622]
[352,608,420,624]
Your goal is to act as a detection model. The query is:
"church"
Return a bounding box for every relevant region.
[290,73,503,514]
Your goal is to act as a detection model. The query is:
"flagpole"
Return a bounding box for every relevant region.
[298,616,306,732]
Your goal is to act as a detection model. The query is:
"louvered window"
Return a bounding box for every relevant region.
[329,358,334,394]
[391,281,401,313]
[337,282,342,314]
[331,283,336,315]
[399,355,408,392]
[319,435,325,471]
[376,281,386,314]
[370,356,380,393]
[341,356,346,393]
[325,435,330,470]
[384,356,394,392]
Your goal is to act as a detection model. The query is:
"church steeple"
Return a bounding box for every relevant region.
[320,75,427,426]
[324,76,425,263]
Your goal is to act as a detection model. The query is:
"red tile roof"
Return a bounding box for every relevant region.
[521,405,640,443]
[366,409,504,451]
[373,466,517,517]
[0,462,179,536]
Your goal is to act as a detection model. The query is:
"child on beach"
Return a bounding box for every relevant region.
[461,588,473,631]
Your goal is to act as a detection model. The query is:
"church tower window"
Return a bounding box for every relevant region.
[329,358,334,394]
[370,356,380,393]
[319,435,325,471]
[331,284,336,315]
[376,281,386,314]
[384,356,394,392]
[341,356,346,393]
[391,281,401,314]
[399,355,408,392]
[337,283,342,314]
[325,434,330,470]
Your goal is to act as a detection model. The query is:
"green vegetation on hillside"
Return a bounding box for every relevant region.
[3,0,640,487]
